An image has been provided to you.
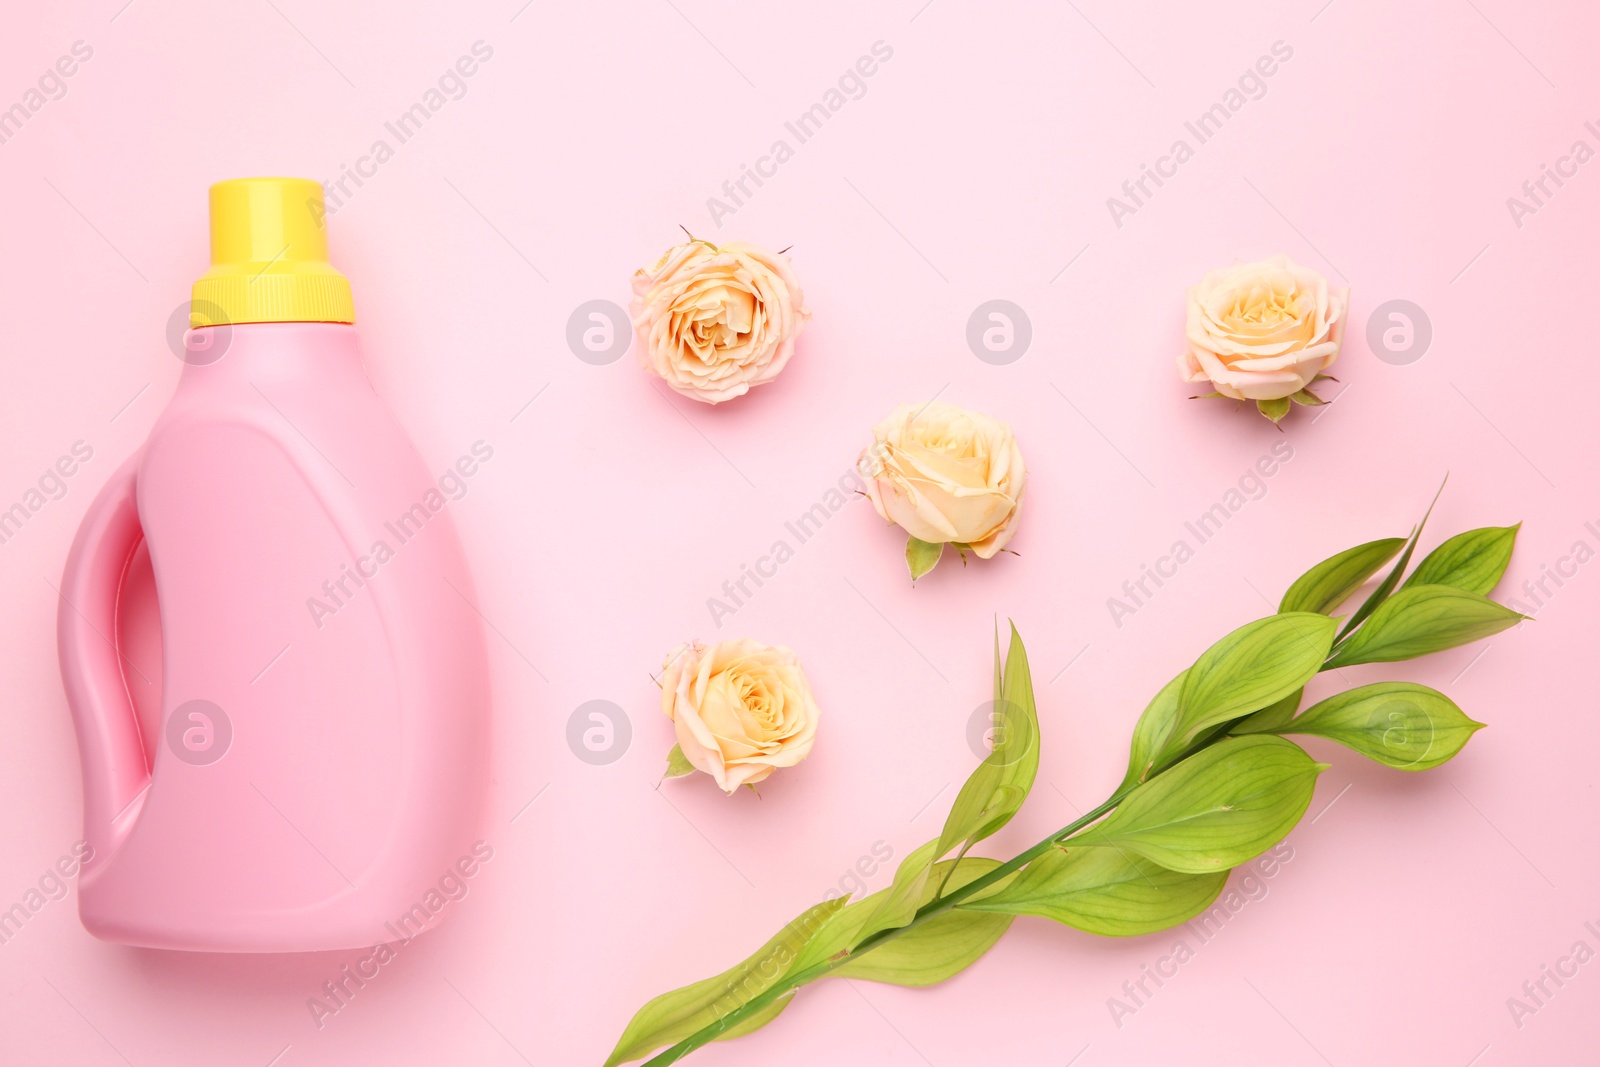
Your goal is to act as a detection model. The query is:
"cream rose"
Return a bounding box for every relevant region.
[860,402,1025,576]
[630,239,809,404]
[1178,254,1348,414]
[660,638,819,793]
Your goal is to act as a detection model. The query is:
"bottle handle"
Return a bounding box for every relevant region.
[57,453,153,863]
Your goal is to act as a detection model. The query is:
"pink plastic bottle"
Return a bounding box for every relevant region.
[57,178,491,952]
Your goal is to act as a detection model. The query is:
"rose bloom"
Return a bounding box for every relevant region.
[1178,255,1348,401]
[660,639,820,793]
[630,240,809,404]
[860,401,1025,558]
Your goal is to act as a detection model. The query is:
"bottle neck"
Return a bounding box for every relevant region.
[176,321,361,384]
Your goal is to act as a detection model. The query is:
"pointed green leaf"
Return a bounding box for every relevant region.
[1169,613,1337,754]
[786,896,876,976]
[1230,688,1303,735]
[602,895,852,1066]
[1075,736,1326,874]
[1278,681,1485,770]
[992,621,1003,707]
[713,991,795,1041]
[1289,388,1325,407]
[853,839,941,944]
[962,846,1227,937]
[1325,584,1525,668]
[787,852,1010,978]
[1403,524,1520,596]
[1336,480,1446,641]
[936,624,1040,857]
[663,743,697,779]
[1256,396,1291,423]
[1278,537,1406,615]
[906,536,943,580]
[833,859,1014,986]
[1119,669,1185,790]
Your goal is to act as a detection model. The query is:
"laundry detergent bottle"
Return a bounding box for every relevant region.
[58,178,491,952]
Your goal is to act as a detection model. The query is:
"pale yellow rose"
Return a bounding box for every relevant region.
[1178,254,1348,406]
[859,402,1025,566]
[630,239,809,404]
[660,638,819,793]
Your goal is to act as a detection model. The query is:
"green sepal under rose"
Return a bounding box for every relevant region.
[906,535,979,579]
[662,743,696,780]
[1193,375,1335,423]
[1257,396,1291,424]
[906,535,942,580]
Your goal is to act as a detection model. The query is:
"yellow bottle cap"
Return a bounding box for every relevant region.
[190,177,355,327]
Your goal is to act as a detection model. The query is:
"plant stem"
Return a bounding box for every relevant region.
[638,791,1128,1066]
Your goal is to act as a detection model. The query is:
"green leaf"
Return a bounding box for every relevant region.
[713,992,795,1041]
[906,536,943,580]
[833,859,1014,986]
[602,895,851,1066]
[962,846,1227,937]
[936,624,1040,858]
[662,744,697,779]
[1119,669,1185,790]
[853,839,941,944]
[1325,584,1525,668]
[1336,480,1446,641]
[1169,613,1337,755]
[1289,388,1325,406]
[1278,538,1406,615]
[1277,681,1485,771]
[1075,736,1326,874]
[786,896,876,977]
[1230,688,1303,735]
[1256,396,1291,423]
[1403,524,1520,597]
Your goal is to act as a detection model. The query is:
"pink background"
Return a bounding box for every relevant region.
[2,1,1596,1064]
